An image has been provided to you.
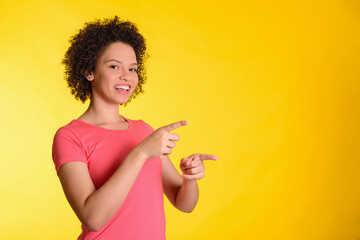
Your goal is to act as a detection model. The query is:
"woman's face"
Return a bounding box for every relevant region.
[89,41,139,105]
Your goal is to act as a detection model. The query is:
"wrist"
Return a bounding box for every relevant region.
[182,178,197,184]
[129,146,148,163]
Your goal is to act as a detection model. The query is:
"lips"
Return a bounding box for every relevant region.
[114,84,131,95]
[114,84,130,91]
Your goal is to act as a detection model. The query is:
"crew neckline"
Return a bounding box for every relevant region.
[72,115,132,131]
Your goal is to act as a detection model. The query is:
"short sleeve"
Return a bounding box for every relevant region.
[52,127,88,174]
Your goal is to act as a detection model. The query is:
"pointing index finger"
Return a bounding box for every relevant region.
[162,120,188,132]
[193,154,219,161]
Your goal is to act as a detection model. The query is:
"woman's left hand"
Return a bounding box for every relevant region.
[180,154,218,180]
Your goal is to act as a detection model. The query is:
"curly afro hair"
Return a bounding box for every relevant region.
[62,16,148,103]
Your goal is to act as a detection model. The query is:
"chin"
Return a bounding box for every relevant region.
[117,98,131,105]
[114,93,134,105]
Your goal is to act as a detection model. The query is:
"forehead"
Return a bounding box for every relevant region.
[99,42,137,62]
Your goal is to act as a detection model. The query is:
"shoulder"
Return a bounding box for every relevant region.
[52,121,89,172]
[53,122,82,151]
[52,120,94,151]
[125,117,155,132]
[53,120,82,141]
[54,119,99,140]
[138,119,154,132]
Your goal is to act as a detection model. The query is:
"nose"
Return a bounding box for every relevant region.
[119,68,129,81]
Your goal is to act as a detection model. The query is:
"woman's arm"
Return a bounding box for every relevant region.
[162,154,218,213]
[58,121,187,232]
[161,155,198,213]
[58,148,147,232]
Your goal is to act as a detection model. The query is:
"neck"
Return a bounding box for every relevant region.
[79,97,124,125]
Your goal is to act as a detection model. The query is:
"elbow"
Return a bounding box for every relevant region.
[83,221,101,232]
[182,205,196,213]
[78,200,111,232]
[82,217,106,232]
[174,198,198,213]
[182,208,194,213]
[85,224,102,233]
[177,203,197,213]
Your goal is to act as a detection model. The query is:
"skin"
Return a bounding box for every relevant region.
[57,41,218,232]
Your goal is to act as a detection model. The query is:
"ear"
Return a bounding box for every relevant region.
[85,71,94,81]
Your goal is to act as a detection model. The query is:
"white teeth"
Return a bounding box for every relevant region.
[115,85,130,90]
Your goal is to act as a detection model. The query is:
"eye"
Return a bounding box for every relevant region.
[129,68,138,72]
[110,65,118,70]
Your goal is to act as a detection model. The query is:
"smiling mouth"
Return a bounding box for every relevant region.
[114,85,130,91]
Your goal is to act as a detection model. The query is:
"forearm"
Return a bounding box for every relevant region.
[81,148,147,231]
[174,179,199,213]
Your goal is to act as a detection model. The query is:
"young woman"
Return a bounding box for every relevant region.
[52,16,218,240]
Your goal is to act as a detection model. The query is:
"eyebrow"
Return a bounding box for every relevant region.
[105,59,138,65]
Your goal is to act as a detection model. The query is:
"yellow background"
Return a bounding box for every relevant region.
[1,0,359,239]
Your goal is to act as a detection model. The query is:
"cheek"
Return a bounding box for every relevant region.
[131,78,139,95]
[94,70,113,83]
[134,75,139,86]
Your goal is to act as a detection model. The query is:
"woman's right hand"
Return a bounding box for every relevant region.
[135,121,188,159]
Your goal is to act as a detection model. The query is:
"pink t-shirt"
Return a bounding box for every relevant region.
[52,118,166,240]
